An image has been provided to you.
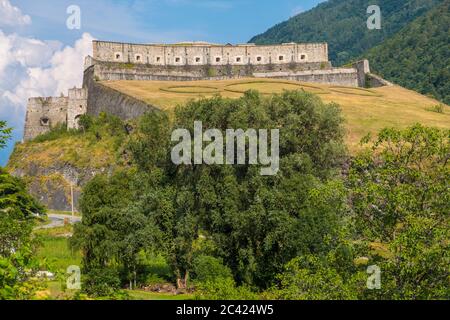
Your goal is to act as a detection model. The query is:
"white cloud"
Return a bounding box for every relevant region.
[0,0,31,27]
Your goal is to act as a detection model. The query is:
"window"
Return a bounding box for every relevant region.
[175,57,181,63]
[156,56,161,63]
[278,55,284,61]
[115,52,122,60]
[236,57,242,63]
[135,54,142,62]
[215,57,221,63]
[195,57,201,63]
[40,117,50,126]
[256,56,262,62]
[300,54,307,61]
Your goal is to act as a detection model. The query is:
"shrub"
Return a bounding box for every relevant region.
[82,267,122,297]
[192,255,233,283]
[426,104,445,113]
[195,277,259,300]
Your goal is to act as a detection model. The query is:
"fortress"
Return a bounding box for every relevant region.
[24,40,388,141]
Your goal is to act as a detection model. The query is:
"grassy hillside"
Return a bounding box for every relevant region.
[363,0,450,104]
[250,0,443,65]
[7,115,129,211]
[102,78,450,152]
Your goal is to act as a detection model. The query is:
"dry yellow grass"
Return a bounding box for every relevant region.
[102,78,450,152]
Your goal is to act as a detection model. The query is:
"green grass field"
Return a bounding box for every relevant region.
[102,78,450,152]
[36,236,81,272]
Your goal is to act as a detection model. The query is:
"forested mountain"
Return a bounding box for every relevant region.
[363,0,450,104]
[250,0,444,66]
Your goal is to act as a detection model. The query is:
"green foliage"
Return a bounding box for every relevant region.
[348,124,449,299]
[75,90,348,294]
[0,120,12,150]
[427,104,445,114]
[191,255,233,283]
[349,124,449,241]
[271,254,365,300]
[72,93,448,300]
[195,277,259,300]
[0,165,45,299]
[364,0,450,104]
[32,123,73,143]
[31,113,128,148]
[250,0,443,66]
[82,267,122,297]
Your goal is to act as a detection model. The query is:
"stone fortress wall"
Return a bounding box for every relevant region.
[23,88,87,141]
[92,41,329,66]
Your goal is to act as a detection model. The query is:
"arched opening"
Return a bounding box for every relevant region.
[74,115,82,129]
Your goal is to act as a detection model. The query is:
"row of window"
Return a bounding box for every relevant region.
[113,52,309,64]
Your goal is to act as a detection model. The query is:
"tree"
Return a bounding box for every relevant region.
[0,121,12,150]
[0,122,44,299]
[130,90,348,289]
[348,124,449,299]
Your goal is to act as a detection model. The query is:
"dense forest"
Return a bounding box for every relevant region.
[250,0,443,65]
[363,0,450,104]
[250,0,449,104]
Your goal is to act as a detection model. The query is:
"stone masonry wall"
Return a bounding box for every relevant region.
[83,65,156,119]
[93,41,329,66]
[90,58,332,81]
[67,88,88,129]
[23,97,68,141]
[254,68,360,87]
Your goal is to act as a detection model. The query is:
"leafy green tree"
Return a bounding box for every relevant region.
[0,124,44,299]
[349,124,449,299]
[128,91,348,289]
[0,120,12,150]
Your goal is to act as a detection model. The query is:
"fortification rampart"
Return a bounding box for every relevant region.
[83,65,156,120]
[88,57,332,82]
[93,41,329,66]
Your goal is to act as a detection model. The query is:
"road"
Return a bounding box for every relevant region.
[35,214,82,230]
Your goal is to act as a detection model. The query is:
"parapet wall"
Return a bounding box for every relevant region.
[89,58,332,81]
[93,41,329,66]
[254,68,359,87]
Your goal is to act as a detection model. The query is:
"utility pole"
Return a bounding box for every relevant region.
[71,184,74,217]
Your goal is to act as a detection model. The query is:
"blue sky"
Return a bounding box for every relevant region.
[0,0,325,166]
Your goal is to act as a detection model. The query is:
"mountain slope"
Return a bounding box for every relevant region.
[363,0,450,104]
[250,0,443,66]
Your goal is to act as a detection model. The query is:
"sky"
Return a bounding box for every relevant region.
[0,0,325,166]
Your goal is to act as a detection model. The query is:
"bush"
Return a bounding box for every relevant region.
[195,277,259,300]
[192,255,233,283]
[426,104,445,113]
[82,268,122,297]
[32,123,75,143]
